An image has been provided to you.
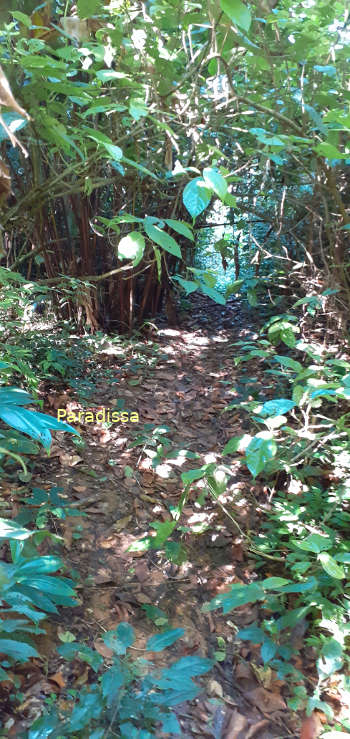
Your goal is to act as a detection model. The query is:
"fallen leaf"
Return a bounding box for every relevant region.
[245,719,269,738]
[59,453,83,467]
[72,485,87,494]
[300,713,322,739]
[251,663,273,688]
[223,709,248,739]
[246,686,286,713]
[113,515,132,532]
[49,672,66,689]
[234,662,252,680]
[207,679,223,698]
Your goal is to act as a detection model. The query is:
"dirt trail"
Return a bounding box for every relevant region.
[30,296,299,738]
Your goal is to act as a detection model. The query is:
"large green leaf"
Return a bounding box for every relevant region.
[318,552,345,579]
[164,219,194,241]
[164,655,213,679]
[182,178,212,218]
[157,683,201,706]
[200,283,226,305]
[161,714,181,735]
[117,232,145,265]
[314,142,347,159]
[257,399,296,417]
[150,519,177,547]
[294,534,332,554]
[83,128,123,161]
[173,276,198,295]
[28,576,76,598]
[103,623,135,655]
[144,222,182,258]
[0,518,34,541]
[146,628,184,652]
[245,434,277,477]
[0,387,35,406]
[203,167,228,200]
[203,582,264,614]
[129,98,148,121]
[0,405,79,449]
[317,638,343,678]
[220,0,251,32]
[15,556,62,576]
[121,156,160,180]
[273,356,303,372]
[0,638,39,661]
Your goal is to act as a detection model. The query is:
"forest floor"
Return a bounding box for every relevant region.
[5,296,309,738]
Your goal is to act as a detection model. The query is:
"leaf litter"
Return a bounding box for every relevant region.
[4,294,327,737]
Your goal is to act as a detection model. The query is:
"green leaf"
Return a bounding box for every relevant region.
[261,638,277,663]
[84,129,123,161]
[0,619,40,634]
[181,467,207,484]
[117,232,145,265]
[146,628,184,652]
[161,714,181,734]
[122,156,160,181]
[203,582,264,614]
[262,577,291,589]
[200,283,226,305]
[257,399,295,417]
[101,665,124,706]
[335,553,350,563]
[0,519,34,540]
[220,0,252,32]
[0,406,79,449]
[222,436,244,455]
[183,178,212,218]
[275,606,311,631]
[273,356,303,372]
[314,142,347,159]
[236,624,264,641]
[29,576,76,598]
[77,0,100,19]
[16,556,62,576]
[95,70,129,82]
[0,387,34,406]
[295,534,332,554]
[129,98,148,121]
[103,623,135,655]
[157,684,201,706]
[223,193,237,207]
[173,276,198,295]
[144,222,182,258]
[318,552,345,579]
[317,638,343,678]
[150,519,177,547]
[203,167,228,200]
[247,288,258,306]
[281,328,296,347]
[245,434,277,477]
[164,655,213,678]
[11,11,32,27]
[225,279,244,297]
[280,577,317,594]
[0,639,39,661]
[164,219,194,241]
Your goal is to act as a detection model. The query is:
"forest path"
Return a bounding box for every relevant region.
[30,295,299,738]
